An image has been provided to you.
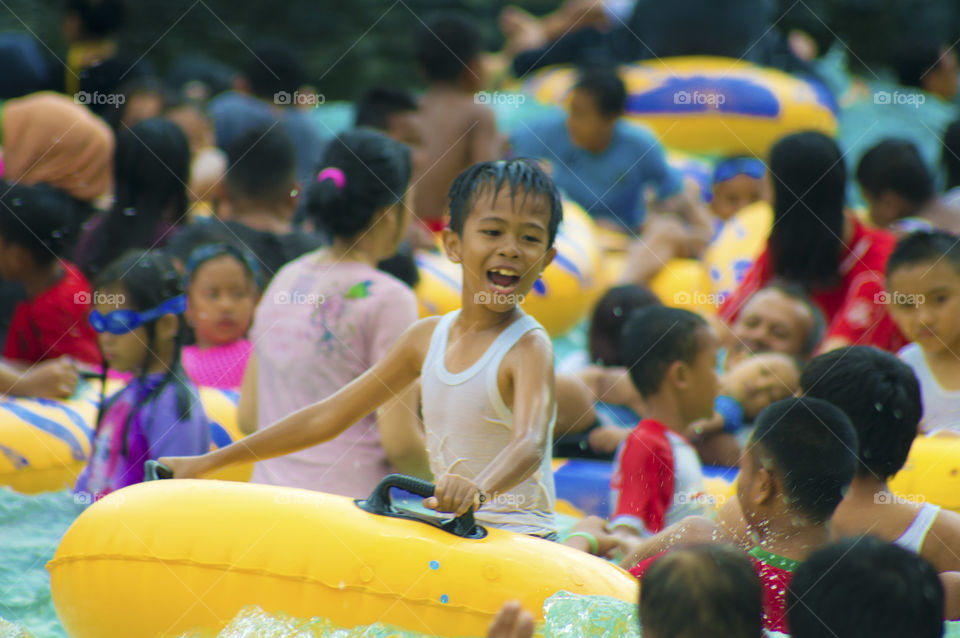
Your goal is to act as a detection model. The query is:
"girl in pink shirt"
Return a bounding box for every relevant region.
[181,243,261,389]
[239,129,428,498]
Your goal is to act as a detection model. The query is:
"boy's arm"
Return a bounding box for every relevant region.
[619,515,730,569]
[0,358,78,398]
[376,380,432,480]
[159,318,438,479]
[424,330,555,516]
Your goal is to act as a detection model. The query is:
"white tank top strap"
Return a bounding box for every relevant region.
[430,311,543,386]
[894,502,942,553]
[423,311,458,374]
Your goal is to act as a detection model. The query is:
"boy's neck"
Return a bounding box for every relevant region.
[226,201,294,233]
[751,511,831,562]
[426,81,475,97]
[21,261,65,298]
[457,303,524,333]
[846,473,890,500]
[641,392,691,436]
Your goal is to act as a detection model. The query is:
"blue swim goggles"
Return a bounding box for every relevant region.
[713,157,765,185]
[88,295,187,335]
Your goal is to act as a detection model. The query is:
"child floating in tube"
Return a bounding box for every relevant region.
[161,157,563,539]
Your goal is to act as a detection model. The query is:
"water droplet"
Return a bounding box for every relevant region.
[429,560,440,570]
[11,198,21,206]
[51,230,63,238]
[122,207,136,217]
[874,402,883,412]
[439,594,449,604]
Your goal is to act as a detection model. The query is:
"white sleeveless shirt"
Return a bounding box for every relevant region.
[899,343,960,434]
[421,310,557,537]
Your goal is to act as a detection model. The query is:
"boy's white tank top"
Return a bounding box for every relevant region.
[421,309,557,537]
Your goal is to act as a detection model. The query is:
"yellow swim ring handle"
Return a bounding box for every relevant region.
[357,473,487,540]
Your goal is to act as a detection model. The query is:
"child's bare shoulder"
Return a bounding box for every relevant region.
[396,315,442,357]
[503,326,554,369]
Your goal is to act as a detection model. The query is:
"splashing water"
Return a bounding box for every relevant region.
[3,486,960,638]
[0,489,84,638]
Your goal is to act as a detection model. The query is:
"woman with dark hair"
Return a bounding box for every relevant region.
[719,131,905,353]
[76,117,190,280]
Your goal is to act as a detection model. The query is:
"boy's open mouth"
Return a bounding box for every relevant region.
[487,267,520,291]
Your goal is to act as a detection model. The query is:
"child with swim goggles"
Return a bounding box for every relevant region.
[74,251,210,503]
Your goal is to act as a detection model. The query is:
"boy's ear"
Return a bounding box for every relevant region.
[540,246,557,274]
[754,467,775,506]
[441,227,462,264]
[669,359,689,391]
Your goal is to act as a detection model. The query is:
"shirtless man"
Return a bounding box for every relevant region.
[413,15,505,230]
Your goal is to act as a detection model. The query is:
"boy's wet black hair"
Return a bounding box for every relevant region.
[304,128,411,239]
[620,305,708,398]
[787,537,944,638]
[573,67,627,117]
[355,87,418,131]
[944,119,960,191]
[801,346,921,480]
[892,39,950,90]
[589,284,661,366]
[0,182,75,266]
[224,125,297,205]
[415,14,482,83]
[767,131,846,290]
[244,42,307,99]
[856,139,934,206]
[79,117,190,280]
[447,159,563,248]
[93,250,197,458]
[641,544,763,638]
[748,397,857,524]
[64,0,126,38]
[887,229,960,278]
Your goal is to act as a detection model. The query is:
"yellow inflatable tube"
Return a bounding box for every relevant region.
[889,435,960,513]
[416,200,602,337]
[49,479,637,638]
[0,381,249,494]
[525,56,837,157]
[0,383,99,494]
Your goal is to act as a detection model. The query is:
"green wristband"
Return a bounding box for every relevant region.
[564,531,599,554]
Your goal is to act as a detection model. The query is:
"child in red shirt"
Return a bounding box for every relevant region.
[718,132,905,353]
[621,396,858,634]
[609,306,719,537]
[0,183,101,367]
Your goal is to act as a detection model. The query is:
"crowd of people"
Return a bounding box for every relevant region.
[1,0,960,636]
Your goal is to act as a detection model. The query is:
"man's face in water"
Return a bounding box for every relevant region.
[731,288,816,359]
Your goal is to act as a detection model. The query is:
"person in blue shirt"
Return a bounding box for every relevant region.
[511,67,701,233]
[510,67,711,285]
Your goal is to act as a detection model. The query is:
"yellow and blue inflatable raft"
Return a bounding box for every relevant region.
[49,477,637,638]
[0,380,249,494]
[524,56,837,157]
